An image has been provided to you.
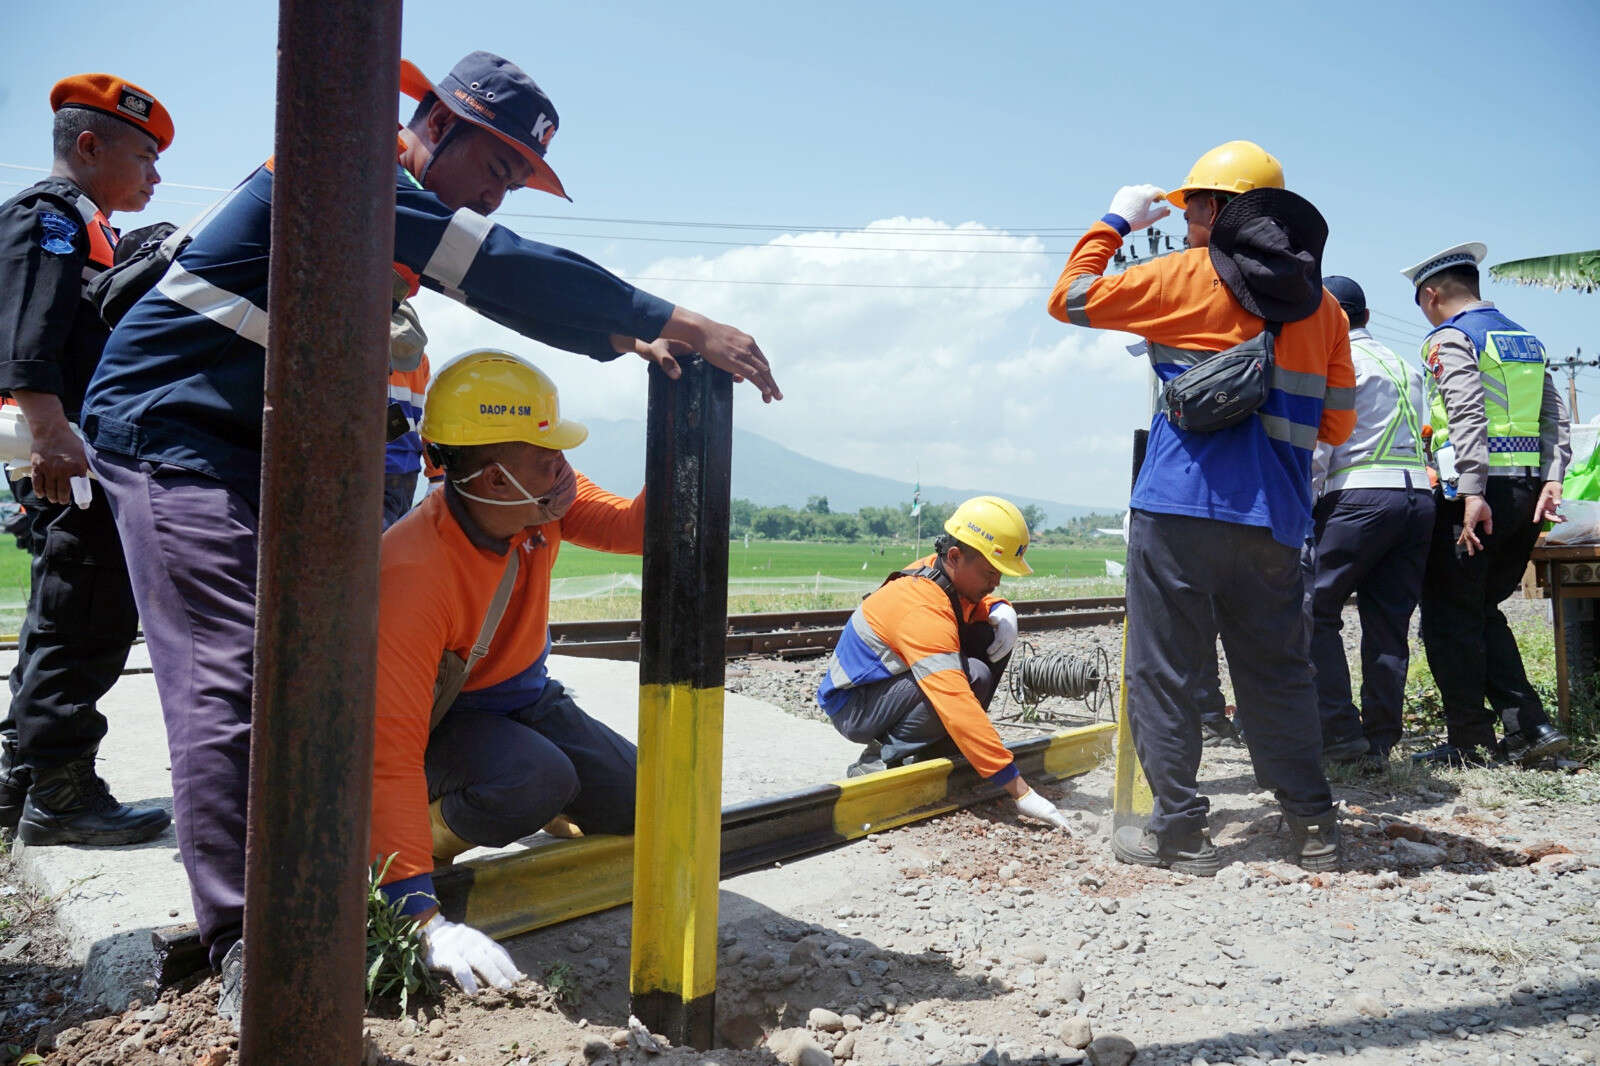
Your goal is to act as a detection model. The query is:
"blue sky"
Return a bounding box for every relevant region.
[3,1,1596,508]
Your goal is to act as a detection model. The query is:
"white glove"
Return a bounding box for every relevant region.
[1106,184,1171,231]
[1014,787,1072,831]
[986,602,1019,661]
[420,914,524,993]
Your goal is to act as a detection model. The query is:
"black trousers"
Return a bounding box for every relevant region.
[1125,510,1331,840]
[1310,487,1434,755]
[1419,476,1549,749]
[2,475,138,769]
[830,652,1005,767]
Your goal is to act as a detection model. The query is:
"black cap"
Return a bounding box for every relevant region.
[1322,275,1366,317]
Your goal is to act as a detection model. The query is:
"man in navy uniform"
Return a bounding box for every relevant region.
[0,74,174,847]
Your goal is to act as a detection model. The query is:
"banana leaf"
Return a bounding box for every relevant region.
[1488,250,1600,294]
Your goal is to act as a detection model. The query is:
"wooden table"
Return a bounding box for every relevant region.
[1527,541,1600,728]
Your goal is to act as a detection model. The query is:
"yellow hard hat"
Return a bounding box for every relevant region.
[943,496,1033,577]
[421,349,588,451]
[1167,140,1284,208]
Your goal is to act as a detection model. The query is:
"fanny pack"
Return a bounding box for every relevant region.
[1160,322,1281,433]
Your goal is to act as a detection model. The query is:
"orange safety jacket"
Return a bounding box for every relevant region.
[817,556,1017,782]
[371,473,644,896]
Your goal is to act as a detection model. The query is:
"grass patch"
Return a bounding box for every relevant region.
[365,855,438,1015]
[544,961,581,1007]
[1439,764,1600,806]
[1433,929,1564,967]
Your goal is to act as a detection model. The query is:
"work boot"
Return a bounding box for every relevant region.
[0,736,29,835]
[429,798,477,865]
[1285,810,1341,871]
[1410,743,1499,769]
[15,757,170,847]
[1111,825,1220,877]
[1502,723,1570,767]
[217,939,244,1030]
[845,757,887,778]
[1201,716,1242,748]
[1322,736,1372,765]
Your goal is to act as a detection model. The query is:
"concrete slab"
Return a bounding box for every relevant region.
[4,652,860,1007]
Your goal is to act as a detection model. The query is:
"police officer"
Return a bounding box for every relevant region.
[1404,244,1571,766]
[1308,276,1434,770]
[0,74,173,846]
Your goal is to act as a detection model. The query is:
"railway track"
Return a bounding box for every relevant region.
[549,596,1126,661]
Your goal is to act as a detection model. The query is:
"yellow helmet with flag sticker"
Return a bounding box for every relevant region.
[421,349,588,451]
[944,496,1032,577]
[1167,140,1284,207]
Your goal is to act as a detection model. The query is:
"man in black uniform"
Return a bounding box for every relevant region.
[0,74,174,845]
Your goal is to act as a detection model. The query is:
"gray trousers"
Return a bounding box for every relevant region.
[829,656,1002,766]
[89,449,256,971]
[1125,509,1332,841]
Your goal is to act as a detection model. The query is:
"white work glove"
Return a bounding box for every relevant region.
[419,914,524,993]
[986,602,1019,661]
[1106,184,1171,231]
[1014,787,1072,831]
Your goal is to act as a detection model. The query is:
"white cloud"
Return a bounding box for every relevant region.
[412,217,1155,508]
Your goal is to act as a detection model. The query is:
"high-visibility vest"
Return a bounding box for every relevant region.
[1324,335,1428,491]
[1423,306,1545,470]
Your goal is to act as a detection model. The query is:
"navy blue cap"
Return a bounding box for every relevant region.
[401,52,568,200]
[1322,275,1365,316]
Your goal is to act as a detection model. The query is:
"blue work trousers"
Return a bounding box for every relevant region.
[427,678,637,846]
[1310,487,1434,756]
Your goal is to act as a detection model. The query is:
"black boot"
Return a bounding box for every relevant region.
[1286,810,1341,871]
[1502,723,1570,766]
[0,736,29,835]
[16,756,170,847]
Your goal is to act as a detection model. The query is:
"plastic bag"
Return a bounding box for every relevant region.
[1545,499,1600,546]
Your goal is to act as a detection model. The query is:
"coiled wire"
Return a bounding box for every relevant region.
[1001,641,1114,723]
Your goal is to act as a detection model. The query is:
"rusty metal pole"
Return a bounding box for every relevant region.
[239,1,400,1061]
[630,355,733,1049]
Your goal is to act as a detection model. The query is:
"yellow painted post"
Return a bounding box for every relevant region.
[630,355,732,1049]
[1112,429,1153,828]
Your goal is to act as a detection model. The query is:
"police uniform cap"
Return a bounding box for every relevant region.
[50,73,174,152]
[1401,242,1486,289]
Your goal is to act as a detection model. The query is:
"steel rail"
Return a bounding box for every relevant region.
[151,721,1113,986]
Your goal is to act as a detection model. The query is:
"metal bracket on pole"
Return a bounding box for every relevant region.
[630,355,733,1049]
[240,2,400,1061]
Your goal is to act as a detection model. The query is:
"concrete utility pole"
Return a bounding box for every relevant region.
[240,1,400,1061]
[630,355,734,1049]
[1551,348,1595,423]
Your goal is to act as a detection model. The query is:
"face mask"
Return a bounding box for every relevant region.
[452,458,576,526]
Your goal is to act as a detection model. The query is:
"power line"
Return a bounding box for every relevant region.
[626,275,1052,292]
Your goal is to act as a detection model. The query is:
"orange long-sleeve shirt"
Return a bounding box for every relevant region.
[371,474,644,891]
[1048,221,1355,547]
[817,557,1016,782]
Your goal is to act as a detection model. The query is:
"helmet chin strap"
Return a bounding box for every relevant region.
[451,463,542,507]
[418,120,463,187]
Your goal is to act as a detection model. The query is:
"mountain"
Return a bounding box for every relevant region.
[571,419,1105,527]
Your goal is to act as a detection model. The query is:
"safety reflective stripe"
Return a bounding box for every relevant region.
[1323,385,1355,409]
[1146,342,1209,368]
[849,609,906,674]
[155,266,270,348]
[826,654,853,691]
[386,383,426,406]
[1271,365,1328,399]
[1259,413,1319,451]
[422,208,494,292]
[1488,436,1540,454]
[910,651,963,681]
[1062,276,1094,326]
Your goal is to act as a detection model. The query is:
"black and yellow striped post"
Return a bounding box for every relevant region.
[630,354,732,1048]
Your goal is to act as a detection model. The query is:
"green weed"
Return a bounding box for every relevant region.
[365,855,438,1015]
[544,961,581,1007]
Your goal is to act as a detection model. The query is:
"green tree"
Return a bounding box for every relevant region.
[805,494,831,515]
[1019,503,1049,532]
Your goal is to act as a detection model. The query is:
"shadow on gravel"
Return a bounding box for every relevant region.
[501,889,1004,1050]
[1127,976,1600,1065]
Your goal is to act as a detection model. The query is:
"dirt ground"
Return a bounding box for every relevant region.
[3,605,1597,1066]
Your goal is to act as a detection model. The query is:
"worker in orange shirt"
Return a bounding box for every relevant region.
[1047,142,1355,874]
[370,349,650,993]
[816,497,1072,831]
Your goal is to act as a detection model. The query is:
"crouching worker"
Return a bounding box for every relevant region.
[370,350,644,992]
[816,497,1071,831]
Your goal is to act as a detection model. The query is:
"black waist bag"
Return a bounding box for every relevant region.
[1160,322,1281,433]
[86,221,188,329]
